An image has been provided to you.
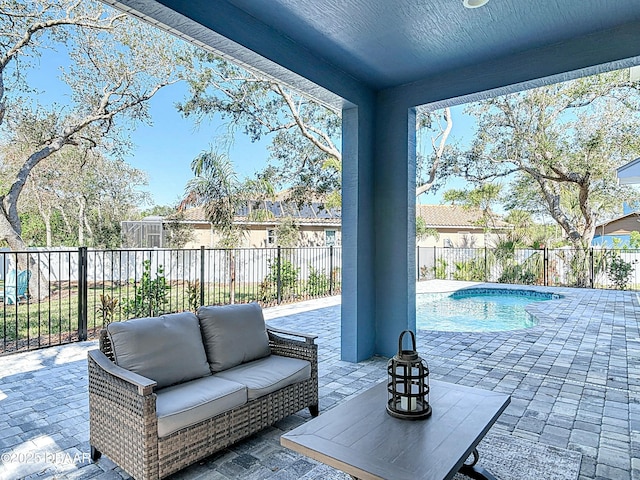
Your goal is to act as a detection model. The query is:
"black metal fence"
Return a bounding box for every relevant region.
[417,246,640,289]
[4,244,636,355]
[0,246,341,355]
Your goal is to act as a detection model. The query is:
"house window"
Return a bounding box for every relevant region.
[325,230,336,247]
[267,229,276,245]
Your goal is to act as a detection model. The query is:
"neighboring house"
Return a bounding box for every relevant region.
[416,205,509,248]
[592,211,640,247]
[122,201,342,248]
[617,157,640,185]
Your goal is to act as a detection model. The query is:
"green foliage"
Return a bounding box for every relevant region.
[97,294,119,325]
[443,184,502,231]
[607,252,633,290]
[306,265,330,296]
[630,231,640,249]
[178,53,341,204]
[186,279,201,312]
[457,70,640,250]
[183,150,276,248]
[433,258,448,279]
[416,216,439,240]
[184,151,243,244]
[163,211,194,249]
[275,218,299,247]
[123,260,169,318]
[452,257,486,281]
[259,258,300,302]
[498,264,537,285]
[566,248,591,288]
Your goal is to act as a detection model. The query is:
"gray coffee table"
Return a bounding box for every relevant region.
[281,379,510,480]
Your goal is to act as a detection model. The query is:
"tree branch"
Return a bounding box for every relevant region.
[274,83,341,161]
[416,107,452,197]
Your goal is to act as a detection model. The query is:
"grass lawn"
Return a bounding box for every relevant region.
[0,279,340,354]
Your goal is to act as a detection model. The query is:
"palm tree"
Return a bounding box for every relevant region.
[182,149,275,303]
[182,151,244,247]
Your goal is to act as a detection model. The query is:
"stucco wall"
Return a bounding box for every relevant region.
[417,228,498,248]
[182,223,341,248]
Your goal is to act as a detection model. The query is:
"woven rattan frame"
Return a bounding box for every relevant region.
[89,326,318,480]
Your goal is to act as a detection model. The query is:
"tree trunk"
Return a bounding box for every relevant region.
[0,210,49,301]
[35,192,53,247]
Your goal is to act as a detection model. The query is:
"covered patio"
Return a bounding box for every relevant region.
[101,0,640,361]
[4,1,640,479]
[1,283,638,479]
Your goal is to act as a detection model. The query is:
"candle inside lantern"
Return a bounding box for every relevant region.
[400,395,417,411]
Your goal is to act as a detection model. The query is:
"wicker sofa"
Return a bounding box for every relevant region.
[87,302,318,480]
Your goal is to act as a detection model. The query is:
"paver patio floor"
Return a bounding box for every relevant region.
[0,280,639,480]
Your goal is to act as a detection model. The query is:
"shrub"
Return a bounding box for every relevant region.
[123,260,169,317]
[452,257,485,281]
[498,264,537,285]
[97,294,118,325]
[607,253,633,290]
[433,258,448,279]
[259,258,300,302]
[306,266,330,296]
[186,279,201,312]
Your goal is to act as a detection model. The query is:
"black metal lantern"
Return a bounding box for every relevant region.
[387,330,431,420]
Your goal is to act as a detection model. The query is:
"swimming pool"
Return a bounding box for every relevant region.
[416,288,558,332]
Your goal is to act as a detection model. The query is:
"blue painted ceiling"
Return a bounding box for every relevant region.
[226,0,640,90]
[106,0,640,107]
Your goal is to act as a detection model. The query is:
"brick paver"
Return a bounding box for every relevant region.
[0,281,639,479]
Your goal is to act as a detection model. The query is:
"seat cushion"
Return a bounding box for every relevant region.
[197,303,271,372]
[107,312,211,389]
[156,376,247,437]
[216,355,311,401]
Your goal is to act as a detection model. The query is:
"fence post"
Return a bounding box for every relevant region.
[277,246,282,305]
[543,247,549,286]
[589,248,594,289]
[484,247,488,281]
[329,245,334,295]
[199,246,205,307]
[77,247,88,341]
[433,246,436,279]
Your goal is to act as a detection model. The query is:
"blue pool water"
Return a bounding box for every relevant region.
[416,289,557,332]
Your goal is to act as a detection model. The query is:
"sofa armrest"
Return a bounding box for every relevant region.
[267,327,318,371]
[88,349,157,395]
[88,349,160,480]
[267,326,318,345]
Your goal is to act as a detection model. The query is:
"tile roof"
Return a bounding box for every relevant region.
[179,204,506,228]
[177,201,341,225]
[417,204,508,228]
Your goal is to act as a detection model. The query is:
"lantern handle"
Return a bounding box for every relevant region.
[398,330,417,353]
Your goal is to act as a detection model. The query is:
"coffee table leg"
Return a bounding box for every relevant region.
[459,448,498,480]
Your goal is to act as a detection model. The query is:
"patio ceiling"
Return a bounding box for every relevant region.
[105,0,640,109]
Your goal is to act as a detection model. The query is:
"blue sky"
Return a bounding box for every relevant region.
[25,47,273,208]
[124,83,273,207]
[26,41,473,209]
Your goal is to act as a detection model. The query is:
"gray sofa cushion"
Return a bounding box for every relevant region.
[216,355,311,400]
[156,376,247,437]
[197,303,271,372]
[107,312,211,389]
